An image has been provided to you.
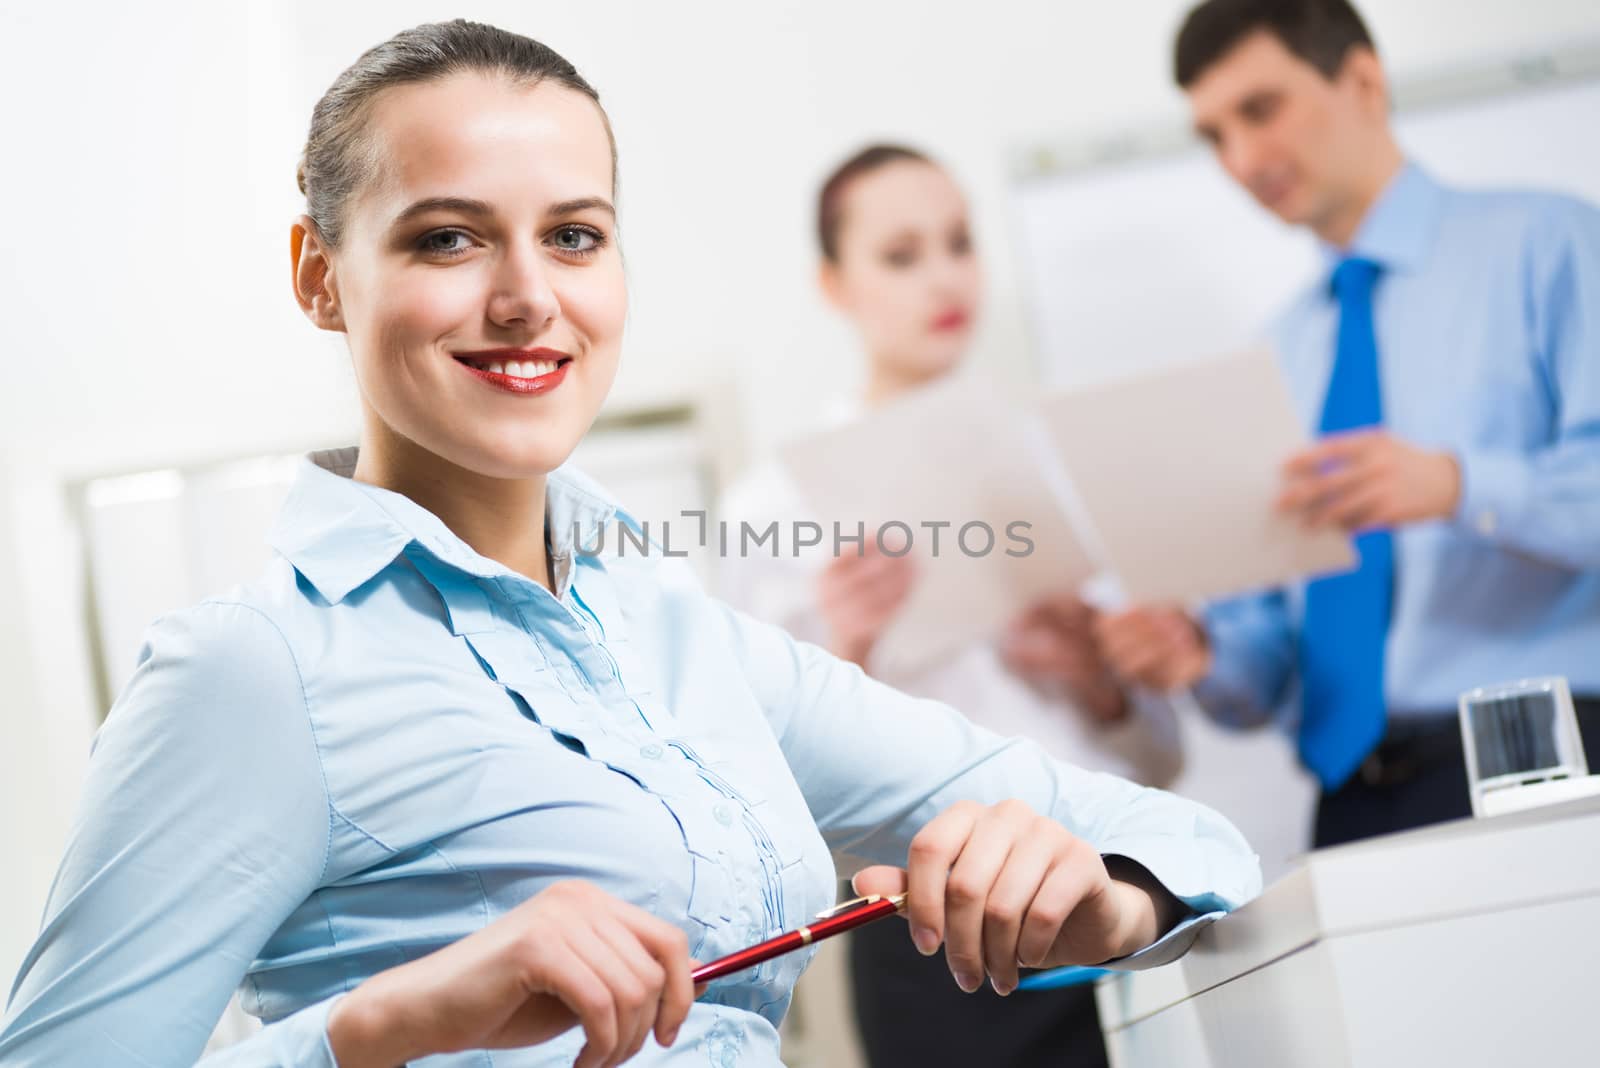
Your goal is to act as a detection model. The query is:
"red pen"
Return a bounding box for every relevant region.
[691,893,909,984]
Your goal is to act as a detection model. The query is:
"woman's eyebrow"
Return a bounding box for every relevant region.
[388,195,615,229]
[548,196,616,219]
[390,196,495,227]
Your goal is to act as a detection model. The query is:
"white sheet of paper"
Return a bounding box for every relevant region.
[1039,346,1355,604]
[780,374,1097,676]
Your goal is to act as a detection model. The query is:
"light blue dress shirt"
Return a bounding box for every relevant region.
[1,449,1260,1067]
[1199,163,1600,730]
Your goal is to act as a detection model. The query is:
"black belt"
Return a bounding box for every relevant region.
[1355,696,1600,789]
[1355,716,1464,788]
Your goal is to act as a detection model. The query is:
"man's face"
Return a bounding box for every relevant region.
[1186,30,1389,234]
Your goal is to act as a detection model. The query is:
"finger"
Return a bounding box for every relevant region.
[613,912,694,1048]
[841,548,905,580]
[1007,603,1049,634]
[980,826,1058,995]
[822,557,916,613]
[1280,458,1380,514]
[1013,614,1095,656]
[654,947,696,1049]
[1016,857,1097,968]
[589,918,669,1064]
[1307,482,1390,532]
[1102,611,1198,673]
[1093,609,1159,649]
[1047,594,1094,626]
[820,554,911,605]
[850,865,909,898]
[1106,640,1180,686]
[1000,637,1064,677]
[1094,619,1160,668]
[550,939,620,1068]
[1100,607,1183,649]
[857,566,918,615]
[563,926,641,1068]
[850,595,914,640]
[1283,429,1381,477]
[942,802,1032,994]
[818,555,900,601]
[1006,633,1098,683]
[905,802,982,956]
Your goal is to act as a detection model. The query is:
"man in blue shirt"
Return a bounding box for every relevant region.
[1099,0,1600,847]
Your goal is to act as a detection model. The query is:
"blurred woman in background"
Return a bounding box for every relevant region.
[719,146,1184,1068]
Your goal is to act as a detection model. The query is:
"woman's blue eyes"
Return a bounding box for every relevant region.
[421,229,473,255]
[415,225,606,259]
[551,226,603,253]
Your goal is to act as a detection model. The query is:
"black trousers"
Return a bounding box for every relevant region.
[1313,696,1600,848]
[848,913,1108,1068]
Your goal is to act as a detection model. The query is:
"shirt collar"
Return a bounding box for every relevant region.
[267,447,621,604]
[1319,160,1444,276]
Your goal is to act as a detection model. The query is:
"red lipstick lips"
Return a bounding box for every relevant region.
[453,348,572,396]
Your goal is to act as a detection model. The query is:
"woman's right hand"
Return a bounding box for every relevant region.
[326,880,699,1068]
[816,542,916,666]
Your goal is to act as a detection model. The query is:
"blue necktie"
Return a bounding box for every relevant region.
[1298,258,1393,790]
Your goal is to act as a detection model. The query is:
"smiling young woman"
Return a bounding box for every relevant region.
[0,20,1260,1068]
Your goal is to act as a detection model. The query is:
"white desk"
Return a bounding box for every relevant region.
[1098,795,1600,1066]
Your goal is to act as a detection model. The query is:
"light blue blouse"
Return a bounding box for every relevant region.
[1,449,1260,1067]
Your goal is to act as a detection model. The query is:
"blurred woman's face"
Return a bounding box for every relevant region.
[823,161,981,386]
[296,73,625,480]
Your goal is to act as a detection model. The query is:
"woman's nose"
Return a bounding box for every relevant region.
[932,252,974,295]
[486,246,561,331]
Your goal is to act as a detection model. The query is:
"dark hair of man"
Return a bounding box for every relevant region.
[1174,0,1376,88]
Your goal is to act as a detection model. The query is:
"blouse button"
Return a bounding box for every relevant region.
[639,743,664,760]
[713,802,734,826]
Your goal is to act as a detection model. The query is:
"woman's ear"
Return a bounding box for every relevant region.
[290,215,346,332]
[818,258,848,313]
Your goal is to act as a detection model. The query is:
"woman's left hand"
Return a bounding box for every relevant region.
[851,800,1184,996]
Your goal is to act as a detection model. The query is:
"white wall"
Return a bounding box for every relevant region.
[3,0,1598,993]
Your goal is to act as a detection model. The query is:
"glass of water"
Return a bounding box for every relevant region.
[1458,676,1588,817]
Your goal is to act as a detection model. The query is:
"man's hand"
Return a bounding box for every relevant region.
[1001,595,1129,723]
[1279,429,1461,531]
[1094,607,1212,693]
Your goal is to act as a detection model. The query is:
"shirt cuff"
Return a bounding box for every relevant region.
[1101,909,1227,970]
[1190,669,1267,730]
[1454,447,1528,543]
[235,994,344,1068]
[1086,835,1259,972]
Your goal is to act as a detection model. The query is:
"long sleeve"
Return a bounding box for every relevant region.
[714,601,1262,966]
[0,602,341,1067]
[1452,202,1600,570]
[1192,590,1298,730]
[717,471,1184,790]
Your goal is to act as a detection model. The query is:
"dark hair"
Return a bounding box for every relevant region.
[815,144,934,262]
[1174,0,1376,89]
[298,19,616,247]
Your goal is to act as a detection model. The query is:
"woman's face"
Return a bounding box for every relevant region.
[823,161,981,384]
[296,73,625,480]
